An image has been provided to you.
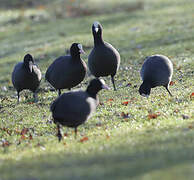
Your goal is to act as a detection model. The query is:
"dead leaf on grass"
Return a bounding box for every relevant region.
[122,101,129,106]
[0,127,12,135]
[107,99,114,102]
[106,135,110,139]
[21,128,29,135]
[148,112,161,119]
[2,140,10,147]
[27,102,34,104]
[169,81,175,86]
[80,137,88,143]
[29,134,33,140]
[190,92,194,99]
[20,134,27,140]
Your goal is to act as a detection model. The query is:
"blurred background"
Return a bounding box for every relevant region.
[0,0,143,18]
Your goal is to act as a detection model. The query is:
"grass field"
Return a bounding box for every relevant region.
[0,0,194,179]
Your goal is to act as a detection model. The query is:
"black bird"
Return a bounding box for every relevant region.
[45,43,87,96]
[139,54,173,97]
[12,54,42,103]
[50,78,109,141]
[88,21,120,91]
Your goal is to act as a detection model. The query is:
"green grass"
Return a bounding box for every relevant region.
[0,0,194,179]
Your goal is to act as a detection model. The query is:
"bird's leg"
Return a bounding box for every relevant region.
[58,89,61,96]
[33,92,38,103]
[74,127,77,139]
[57,124,62,142]
[17,91,20,104]
[165,84,173,97]
[111,76,117,91]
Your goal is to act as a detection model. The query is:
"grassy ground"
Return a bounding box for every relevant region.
[0,0,194,179]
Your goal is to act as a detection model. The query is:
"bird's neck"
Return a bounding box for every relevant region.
[86,87,99,99]
[94,34,104,46]
[23,62,31,71]
[23,62,28,68]
[71,54,81,60]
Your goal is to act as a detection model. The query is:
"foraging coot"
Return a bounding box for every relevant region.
[139,54,173,97]
[50,78,109,141]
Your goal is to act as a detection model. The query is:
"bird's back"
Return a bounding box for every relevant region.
[141,55,173,86]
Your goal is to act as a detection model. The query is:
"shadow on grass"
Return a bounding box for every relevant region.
[1,126,194,179]
[137,35,194,51]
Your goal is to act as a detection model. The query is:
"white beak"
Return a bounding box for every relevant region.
[29,61,33,73]
[95,27,99,33]
[102,84,110,90]
[78,44,85,54]
[141,93,149,98]
[79,49,85,54]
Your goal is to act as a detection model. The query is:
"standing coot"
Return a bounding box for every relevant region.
[50,78,109,141]
[45,43,87,96]
[12,54,42,103]
[88,21,120,91]
[139,54,173,97]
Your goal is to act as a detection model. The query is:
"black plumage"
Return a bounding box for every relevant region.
[45,43,87,96]
[50,78,109,141]
[139,54,173,97]
[88,21,120,91]
[12,54,42,103]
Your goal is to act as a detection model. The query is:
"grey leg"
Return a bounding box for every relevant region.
[17,91,20,104]
[58,89,61,96]
[111,76,116,91]
[165,85,173,97]
[57,124,62,142]
[33,92,38,102]
[74,127,77,139]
